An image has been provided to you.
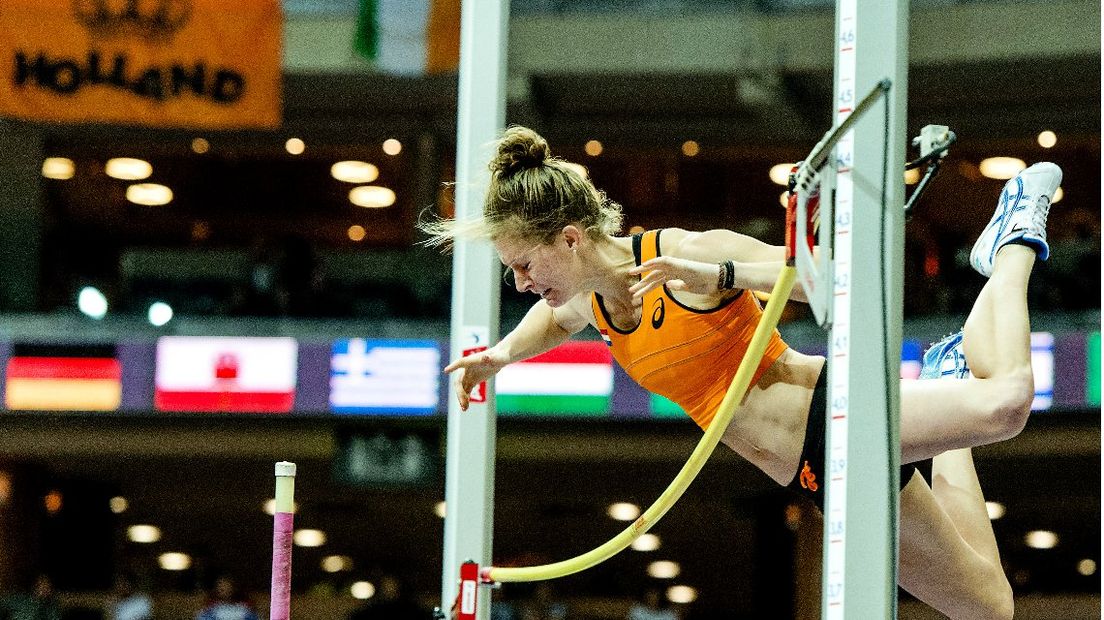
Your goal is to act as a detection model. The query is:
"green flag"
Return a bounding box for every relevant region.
[354,0,379,60]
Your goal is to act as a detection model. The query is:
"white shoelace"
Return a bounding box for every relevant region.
[1031,196,1051,236]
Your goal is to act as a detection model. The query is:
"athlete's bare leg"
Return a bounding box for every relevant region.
[930,449,1003,566]
[900,247,1036,462]
[899,468,1014,620]
[899,163,1060,462]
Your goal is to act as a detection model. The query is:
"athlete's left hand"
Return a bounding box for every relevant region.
[628,256,721,299]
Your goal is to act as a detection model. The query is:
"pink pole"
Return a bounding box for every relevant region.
[270,461,296,620]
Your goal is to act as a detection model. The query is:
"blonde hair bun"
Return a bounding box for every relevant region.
[490,126,549,176]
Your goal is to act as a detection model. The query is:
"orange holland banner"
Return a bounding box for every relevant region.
[0,0,282,129]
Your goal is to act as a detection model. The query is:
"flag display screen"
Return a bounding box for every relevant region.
[154,337,298,413]
[5,344,121,411]
[0,331,1092,417]
[329,339,440,415]
[900,339,922,380]
[1030,332,1054,411]
[496,341,614,416]
[1088,332,1100,407]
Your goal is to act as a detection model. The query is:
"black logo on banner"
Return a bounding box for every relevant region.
[73,0,192,42]
[13,52,245,103]
[651,297,665,330]
[7,1,246,105]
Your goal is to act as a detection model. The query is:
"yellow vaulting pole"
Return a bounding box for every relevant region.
[484,265,798,583]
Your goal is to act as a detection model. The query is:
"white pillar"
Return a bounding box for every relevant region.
[823,1,908,618]
[440,1,509,618]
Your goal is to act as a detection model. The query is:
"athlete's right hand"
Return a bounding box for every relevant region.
[443,347,510,411]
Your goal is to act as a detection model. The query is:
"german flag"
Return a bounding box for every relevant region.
[5,344,121,411]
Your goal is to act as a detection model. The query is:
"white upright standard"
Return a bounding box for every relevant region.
[822,1,908,618]
[440,1,510,619]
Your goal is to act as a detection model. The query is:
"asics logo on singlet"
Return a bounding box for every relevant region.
[650,297,665,329]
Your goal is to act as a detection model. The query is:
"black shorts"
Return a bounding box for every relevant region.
[785,370,932,511]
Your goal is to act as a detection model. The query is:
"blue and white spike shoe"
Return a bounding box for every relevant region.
[919,331,971,380]
[969,162,1062,278]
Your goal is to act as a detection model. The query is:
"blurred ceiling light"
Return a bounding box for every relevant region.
[321,555,354,573]
[0,472,10,506]
[191,137,210,154]
[109,496,129,514]
[158,552,191,571]
[382,139,402,155]
[784,503,803,531]
[957,160,982,181]
[128,524,162,543]
[434,501,447,519]
[985,501,1006,520]
[1037,130,1057,149]
[769,163,796,186]
[1077,559,1097,576]
[126,183,173,206]
[294,529,326,547]
[78,286,108,319]
[584,139,603,157]
[105,157,152,180]
[647,561,680,579]
[147,301,173,327]
[681,140,700,157]
[285,138,305,155]
[1024,530,1058,549]
[41,157,74,180]
[44,490,62,514]
[191,221,211,242]
[904,168,920,185]
[562,161,589,179]
[1052,186,1064,203]
[978,157,1026,180]
[666,585,697,604]
[779,191,789,208]
[631,533,661,552]
[607,502,641,521]
[332,161,380,183]
[263,498,298,516]
[351,581,376,600]
[347,225,367,242]
[349,185,396,208]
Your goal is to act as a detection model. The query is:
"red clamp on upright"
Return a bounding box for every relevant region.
[785,163,820,265]
[456,561,480,620]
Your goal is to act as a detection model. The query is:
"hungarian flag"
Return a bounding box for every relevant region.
[154,337,298,413]
[496,341,613,416]
[354,0,460,74]
[5,344,121,411]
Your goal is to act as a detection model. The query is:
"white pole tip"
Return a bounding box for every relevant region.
[275,461,297,477]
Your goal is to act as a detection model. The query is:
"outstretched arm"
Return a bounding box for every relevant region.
[628,228,810,303]
[444,297,589,410]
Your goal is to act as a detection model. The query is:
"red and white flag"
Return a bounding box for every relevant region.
[154,337,298,413]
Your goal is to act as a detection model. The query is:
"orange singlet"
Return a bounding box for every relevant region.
[590,230,790,430]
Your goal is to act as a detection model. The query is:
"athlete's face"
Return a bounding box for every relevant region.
[494,230,580,307]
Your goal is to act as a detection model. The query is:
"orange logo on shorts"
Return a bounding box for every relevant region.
[799,460,818,492]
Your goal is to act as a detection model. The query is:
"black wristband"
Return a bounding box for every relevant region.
[718,260,736,290]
